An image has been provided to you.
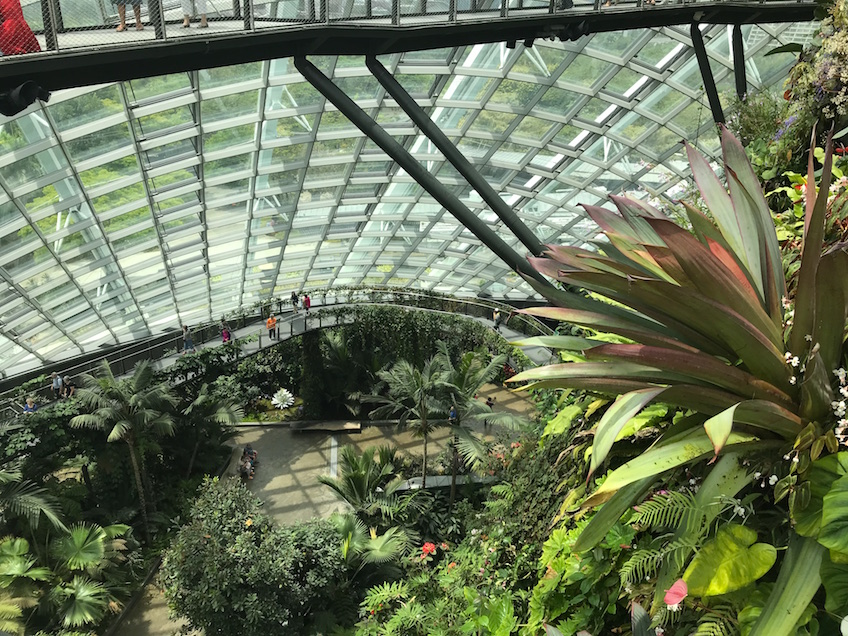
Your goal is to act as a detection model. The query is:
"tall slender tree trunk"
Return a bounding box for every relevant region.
[449,432,458,509]
[422,431,428,489]
[126,439,151,544]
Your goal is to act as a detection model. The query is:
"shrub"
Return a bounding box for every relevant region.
[160,477,350,634]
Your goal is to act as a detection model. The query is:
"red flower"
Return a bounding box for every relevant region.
[448,561,457,570]
[422,542,437,555]
[441,542,449,550]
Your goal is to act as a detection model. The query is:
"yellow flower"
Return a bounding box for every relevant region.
[245,518,253,527]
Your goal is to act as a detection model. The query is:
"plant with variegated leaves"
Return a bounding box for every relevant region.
[508,126,848,636]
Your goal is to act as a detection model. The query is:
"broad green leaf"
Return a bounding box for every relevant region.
[794,452,848,538]
[683,524,776,596]
[818,474,848,553]
[542,404,583,438]
[510,335,602,351]
[800,349,834,422]
[821,553,848,616]
[704,404,739,455]
[589,387,666,476]
[748,534,825,636]
[589,430,757,499]
[574,477,655,552]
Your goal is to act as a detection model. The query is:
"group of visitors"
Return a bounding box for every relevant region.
[239,444,258,480]
[290,291,311,312]
[23,371,77,414]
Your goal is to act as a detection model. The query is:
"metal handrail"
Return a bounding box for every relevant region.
[10,0,817,57]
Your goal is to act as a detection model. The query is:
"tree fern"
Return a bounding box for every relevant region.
[690,606,737,636]
[631,491,700,532]
[362,580,409,611]
[620,537,701,587]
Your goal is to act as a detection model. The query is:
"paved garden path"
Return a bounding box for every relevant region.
[118,382,534,635]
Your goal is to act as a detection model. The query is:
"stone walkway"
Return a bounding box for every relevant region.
[117,381,534,635]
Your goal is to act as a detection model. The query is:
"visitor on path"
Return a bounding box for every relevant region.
[492,308,503,332]
[181,0,208,27]
[290,291,299,310]
[266,315,277,341]
[50,372,63,400]
[113,0,143,31]
[222,326,231,343]
[23,397,37,414]
[448,405,457,425]
[182,325,196,354]
[0,0,40,55]
[303,294,311,313]
[62,375,76,398]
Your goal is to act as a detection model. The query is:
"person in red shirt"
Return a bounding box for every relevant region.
[0,0,40,56]
[303,294,311,313]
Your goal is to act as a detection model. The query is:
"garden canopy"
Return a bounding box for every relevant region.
[0,21,814,375]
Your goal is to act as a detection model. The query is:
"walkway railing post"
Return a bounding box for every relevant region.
[40,0,60,50]
[149,0,166,39]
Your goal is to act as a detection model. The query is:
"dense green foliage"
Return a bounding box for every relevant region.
[160,477,351,634]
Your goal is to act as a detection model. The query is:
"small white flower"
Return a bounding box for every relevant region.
[688,478,697,485]
[840,386,848,398]
[835,368,847,384]
[792,456,800,464]
[782,296,792,309]
[754,472,762,479]
[783,454,791,460]
[769,475,779,486]
[667,602,682,612]
[655,628,665,636]
[733,505,746,517]
[805,334,813,342]
[790,376,797,385]
[790,356,800,368]
[785,352,793,362]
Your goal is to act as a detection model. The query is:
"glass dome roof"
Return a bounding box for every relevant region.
[0,21,815,375]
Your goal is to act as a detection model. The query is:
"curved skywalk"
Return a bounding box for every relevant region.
[0,21,815,375]
[0,0,815,91]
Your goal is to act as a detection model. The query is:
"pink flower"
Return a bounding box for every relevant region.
[664,579,688,612]
[422,542,437,555]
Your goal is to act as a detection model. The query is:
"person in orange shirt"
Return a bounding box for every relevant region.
[266,314,277,341]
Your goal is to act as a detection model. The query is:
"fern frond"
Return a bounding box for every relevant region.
[690,609,737,636]
[620,536,701,587]
[631,491,699,531]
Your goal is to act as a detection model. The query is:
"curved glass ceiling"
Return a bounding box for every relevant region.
[0,21,814,375]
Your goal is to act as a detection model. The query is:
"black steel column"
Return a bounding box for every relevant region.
[149,0,166,39]
[368,56,547,258]
[690,22,724,124]
[40,0,58,50]
[294,56,554,291]
[732,24,747,100]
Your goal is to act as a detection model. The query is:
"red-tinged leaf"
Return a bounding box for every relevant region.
[806,125,818,234]
[704,404,739,455]
[815,247,848,373]
[608,195,666,245]
[645,218,782,348]
[509,378,657,396]
[519,306,705,354]
[790,130,834,356]
[583,204,644,243]
[685,141,759,295]
[507,362,692,386]
[734,400,802,439]
[605,234,675,283]
[641,244,692,287]
[590,387,667,477]
[721,125,786,321]
[510,335,602,350]
[583,343,795,410]
[664,579,688,606]
[559,272,792,389]
[704,237,761,305]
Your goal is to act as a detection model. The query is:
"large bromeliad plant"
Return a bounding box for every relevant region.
[509,127,848,635]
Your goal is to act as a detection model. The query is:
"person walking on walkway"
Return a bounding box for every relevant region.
[50,372,63,400]
[303,293,311,313]
[492,308,503,332]
[0,0,40,55]
[114,0,143,31]
[266,314,277,341]
[182,325,196,354]
[181,0,208,27]
[290,291,299,311]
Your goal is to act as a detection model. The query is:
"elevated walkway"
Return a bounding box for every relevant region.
[0,0,816,91]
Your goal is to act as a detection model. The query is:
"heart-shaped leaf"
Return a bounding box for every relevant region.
[821,554,848,616]
[819,473,848,553]
[684,524,777,596]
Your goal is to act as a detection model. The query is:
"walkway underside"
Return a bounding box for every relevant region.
[0,2,815,91]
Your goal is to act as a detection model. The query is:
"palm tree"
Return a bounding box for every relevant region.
[69,360,176,543]
[0,467,65,532]
[435,343,523,507]
[318,445,404,523]
[333,513,411,585]
[365,357,448,488]
[181,384,243,478]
